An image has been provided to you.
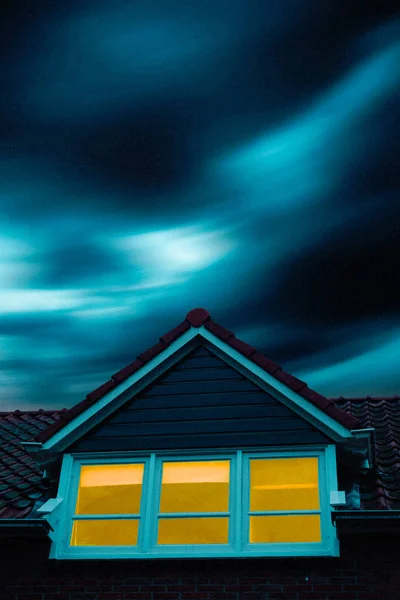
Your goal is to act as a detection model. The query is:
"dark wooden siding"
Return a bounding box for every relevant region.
[70,346,330,452]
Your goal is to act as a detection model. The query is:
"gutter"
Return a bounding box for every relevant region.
[0,519,52,537]
[333,510,400,533]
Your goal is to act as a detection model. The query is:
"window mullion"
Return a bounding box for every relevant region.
[234,450,243,554]
[140,453,156,553]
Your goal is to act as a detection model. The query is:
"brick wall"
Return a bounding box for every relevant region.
[1,533,399,600]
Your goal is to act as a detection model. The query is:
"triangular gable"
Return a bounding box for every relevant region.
[33,309,360,455]
[69,347,330,453]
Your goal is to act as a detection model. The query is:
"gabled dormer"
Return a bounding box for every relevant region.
[22,309,373,560]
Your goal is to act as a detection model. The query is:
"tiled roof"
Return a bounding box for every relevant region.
[35,308,360,444]
[1,398,399,519]
[335,397,400,510]
[0,409,66,519]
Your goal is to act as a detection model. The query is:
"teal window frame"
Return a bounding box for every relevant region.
[51,446,339,559]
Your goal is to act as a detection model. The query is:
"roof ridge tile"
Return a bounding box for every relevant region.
[186,308,210,327]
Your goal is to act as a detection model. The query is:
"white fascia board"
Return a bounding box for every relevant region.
[197,326,354,441]
[42,327,200,453]
[41,321,353,454]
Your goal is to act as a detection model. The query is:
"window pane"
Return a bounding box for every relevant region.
[250,515,321,543]
[159,460,230,513]
[71,519,139,546]
[158,517,228,545]
[75,464,144,515]
[250,457,319,511]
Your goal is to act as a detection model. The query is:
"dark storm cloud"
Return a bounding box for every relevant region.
[0,313,74,337]
[0,2,399,409]
[76,110,194,193]
[266,201,400,327]
[39,241,124,287]
[7,1,305,122]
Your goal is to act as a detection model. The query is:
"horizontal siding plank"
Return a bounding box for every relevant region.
[111,403,295,424]
[144,379,259,396]
[72,430,330,452]
[188,347,217,358]
[174,356,231,369]
[72,343,332,454]
[124,391,280,410]
[159,366,242,383]
[92,416,314,438]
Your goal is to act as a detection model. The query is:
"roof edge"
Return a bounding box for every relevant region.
[34,308,361,445]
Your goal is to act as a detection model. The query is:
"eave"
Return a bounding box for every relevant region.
[333,510,400,533]
[0,518,52,537]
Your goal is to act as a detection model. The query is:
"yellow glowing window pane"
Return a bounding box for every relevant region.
[250,458,319,511]
[160,461,230,513]
[158,517,228,545]
[75,464,144,515]
[250,515,321,543]
[71,519,139,546]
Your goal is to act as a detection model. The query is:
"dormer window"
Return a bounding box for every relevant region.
[53,447,338,559]
[31,309,364,561]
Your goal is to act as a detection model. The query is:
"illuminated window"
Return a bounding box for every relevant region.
[157,460,230,545]
[248,457,321,544]
[60,449,338,559]
[71,463,144,546]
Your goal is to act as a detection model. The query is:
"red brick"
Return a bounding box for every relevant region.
[361,595,388,600]
[284,584,313,592]
[122,595,151,600]
[167,585,196,592]
[342,584,369,591]
[181,578,210,585]
[323,595,357,600]
[61,585,86,592]
[32,586,59,594]
[314,584,343,592]
[224,584,252,592]
[197,585,224,591]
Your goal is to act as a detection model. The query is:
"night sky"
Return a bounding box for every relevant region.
[1,1,399,410]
